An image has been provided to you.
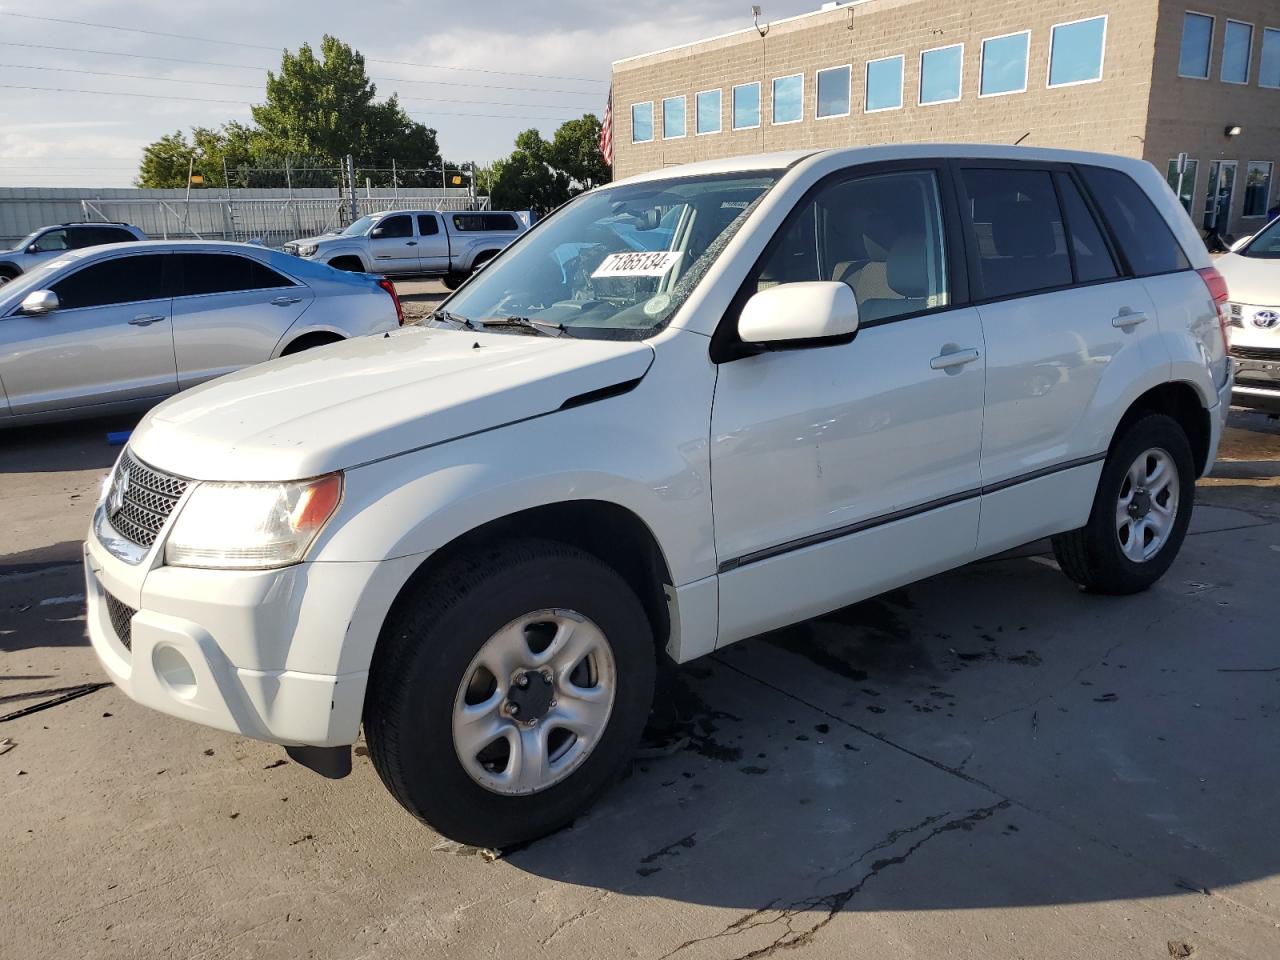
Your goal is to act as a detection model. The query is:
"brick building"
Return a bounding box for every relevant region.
[611,0,1279,237]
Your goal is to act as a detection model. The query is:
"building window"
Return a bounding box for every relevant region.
[919,44,963,104]
[1244,162,1273,218]
[816,65,851,118]
[631,102,653,143]
[1048,16,1107,87]
[865,55,904,112]
[1178,12,1214,79]
[772,74,803,124]
[1222,20,1254,84]
[695,89,722,134]
[662,96,686,139]
[1165,157,1199,213]
[980,31,1030,96]
[732,82,761,130]
[1262,27,1280,89]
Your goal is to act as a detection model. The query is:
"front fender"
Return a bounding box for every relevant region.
[319,246,370,270]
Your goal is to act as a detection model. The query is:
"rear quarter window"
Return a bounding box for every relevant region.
[1077,166,1191,277]
[451,213,520,232]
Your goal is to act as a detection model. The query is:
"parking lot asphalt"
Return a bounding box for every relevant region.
[2,407,1279,960]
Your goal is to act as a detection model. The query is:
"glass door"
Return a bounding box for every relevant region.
[1203,160,1237,229]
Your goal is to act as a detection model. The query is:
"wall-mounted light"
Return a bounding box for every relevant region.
[1225,124,1243,137]
[752,5,769,37]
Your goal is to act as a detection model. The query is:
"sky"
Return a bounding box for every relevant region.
[0,0,821,188]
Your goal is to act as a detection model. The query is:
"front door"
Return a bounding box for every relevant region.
[0,253,176,415]
[368,213,420,273]
[710,164,985,646]
[170,252,314,389]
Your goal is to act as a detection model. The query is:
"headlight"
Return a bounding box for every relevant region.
[164,473,343,569]
[299,244,319,258]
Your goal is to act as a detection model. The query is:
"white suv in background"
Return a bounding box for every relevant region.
[1217,215,1280,414]
[85,145,1231,848]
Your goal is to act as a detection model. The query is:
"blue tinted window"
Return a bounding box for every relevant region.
[865,56,903,111]
[1049,17,1106,86]
[981,32,1029,95]
[920,44,962,103]
[631,103,653,143]
[696,89,721,133]
[772,74,803,123]
[662,97,685,139]
[1179,13,1213,78]
[816,65,851,117]
[1222,20,1252,83]
[1263,28,1280,88]
[733,83,760,129]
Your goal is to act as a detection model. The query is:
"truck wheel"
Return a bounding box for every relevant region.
[327,256,365,273]
[0,267,19,286]
[442,271,467,291]
[364,539,656,847]
[1052,413,1195,595]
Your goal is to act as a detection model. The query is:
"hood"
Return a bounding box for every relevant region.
[1217,252,1279,306]
[130,327,654,481]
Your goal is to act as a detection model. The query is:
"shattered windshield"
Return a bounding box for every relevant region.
[439,172,778,339]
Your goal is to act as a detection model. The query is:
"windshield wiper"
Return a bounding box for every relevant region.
[428,308,477,330]
[478,316,568,338]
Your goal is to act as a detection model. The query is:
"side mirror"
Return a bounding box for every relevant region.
[20,290,59,315]
[1229,234,1253,252]
[738,281,859,347]
[370,227,385,238]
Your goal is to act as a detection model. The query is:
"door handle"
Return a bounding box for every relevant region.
[127,314,165,326]
[930,348,982,370]
[406,241,418,246]
[1112,310,1147,329]
[270,296,303,306]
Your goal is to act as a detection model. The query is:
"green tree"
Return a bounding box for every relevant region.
[550,114,611,191]
[490,128,572,213]
[136,131,192,188]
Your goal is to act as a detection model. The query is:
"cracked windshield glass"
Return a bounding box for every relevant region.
[438,173,778,338]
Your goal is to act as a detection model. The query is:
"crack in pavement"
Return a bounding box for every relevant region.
[658,802,1008,960]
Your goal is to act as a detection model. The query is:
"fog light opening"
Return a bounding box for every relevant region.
[153,644,198,700]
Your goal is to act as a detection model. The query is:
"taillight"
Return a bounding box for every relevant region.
[377,277,404,326]
[1196,266,1229,347]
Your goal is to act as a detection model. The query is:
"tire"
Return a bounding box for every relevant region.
[364,539,656,847]
[1052,413,1196,595]
[0,268,19,286]
[441,271,467,291]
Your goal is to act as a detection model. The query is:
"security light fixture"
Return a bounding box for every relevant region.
[752,5,769,37]
[1225,125,1243,137]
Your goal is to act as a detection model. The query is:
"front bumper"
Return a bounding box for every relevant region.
[84,512,385,747]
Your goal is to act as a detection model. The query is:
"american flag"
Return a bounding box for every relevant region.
[599,84,613,166]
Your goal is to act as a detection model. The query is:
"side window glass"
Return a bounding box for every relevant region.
[67,228,103,250]
[178,254,293,296]
[32,229,69,253]
[1077,166,1191,277]
[755,169,950,323]
[50,255,166,309]
[962,168,1071,299]
[1055,174,1118,283]
[417,215,440,236]
[98,228,136,244]
[376,215,413,239]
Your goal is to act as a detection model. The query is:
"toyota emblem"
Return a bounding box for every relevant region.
[1254,309,1280,329]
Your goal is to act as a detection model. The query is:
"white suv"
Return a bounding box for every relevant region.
[84,145,1232,847]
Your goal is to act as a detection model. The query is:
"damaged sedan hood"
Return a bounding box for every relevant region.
[130,326,654,481]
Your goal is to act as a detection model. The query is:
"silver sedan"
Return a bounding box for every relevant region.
[0,241,402,426]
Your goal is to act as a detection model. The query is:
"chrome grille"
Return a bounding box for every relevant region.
[1231,345,1280,362]
[103,590,136,650]
[104,450,189,548]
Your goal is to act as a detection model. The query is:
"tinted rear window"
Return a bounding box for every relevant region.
[1077,166,1190,276]
[175,253,294,296]
[963,168,1071,299]
[452,213,519,232]
[417,215,439,236]
[1055,174,1118,283]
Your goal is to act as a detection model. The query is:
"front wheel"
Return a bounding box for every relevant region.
[364,539,656,847]
[441,270,467,291]
[1052,413,1196,594]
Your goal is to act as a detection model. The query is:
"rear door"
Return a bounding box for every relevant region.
[956,162,1165,554]
[416,214,450,273]
[170,252,314,388]
[368,214,420,273]
[0,252,176,414]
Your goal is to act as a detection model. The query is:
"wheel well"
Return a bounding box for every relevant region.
[1115,382,1211,475]
[327,256,365,272]
[384,500,674,653]
[281,331,344,355]
[471,249,498,268]
[0,263,20,279]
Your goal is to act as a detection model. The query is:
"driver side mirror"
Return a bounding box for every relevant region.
[370,227,385,238]
[738,281,859,348]
[20,290,59,316]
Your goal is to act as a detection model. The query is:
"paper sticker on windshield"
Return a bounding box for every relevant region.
[591,251,682,279]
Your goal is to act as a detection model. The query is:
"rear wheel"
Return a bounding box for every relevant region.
[1052,413,1195,594]
[327,256,365,273]
[364,539,656,847]
[0,267,19,286]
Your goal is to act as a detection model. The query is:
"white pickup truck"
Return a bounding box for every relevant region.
[284,209,527,289]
